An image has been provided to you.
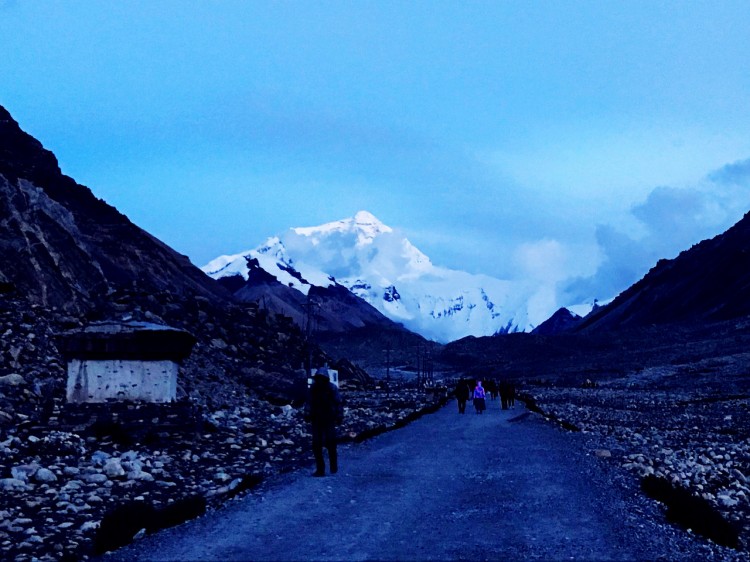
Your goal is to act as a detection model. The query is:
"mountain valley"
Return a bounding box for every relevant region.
[0,103,749,559]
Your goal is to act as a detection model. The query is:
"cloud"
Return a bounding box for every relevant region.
[708,157,750,186]
[511,239,571,325]
[561,159,750,305]
[513,239,568,282]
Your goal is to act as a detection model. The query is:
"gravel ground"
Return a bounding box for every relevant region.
[105,400,740,561]
[523,365,750,559]
[0,384,446,560]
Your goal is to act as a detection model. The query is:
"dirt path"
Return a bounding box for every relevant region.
[106,401,716,561]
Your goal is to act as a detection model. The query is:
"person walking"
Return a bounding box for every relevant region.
[454,380,470,414]
[499,380,509,410]
[305,367,344,477]
[473,380,486,414]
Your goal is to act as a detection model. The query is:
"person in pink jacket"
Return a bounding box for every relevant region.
[473,380,486,414]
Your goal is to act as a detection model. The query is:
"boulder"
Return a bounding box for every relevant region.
[103,459,125,478]
[34,468,58,483]
[0,374,25,386]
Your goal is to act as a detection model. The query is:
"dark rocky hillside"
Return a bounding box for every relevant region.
[224,257,399,334]
[219,257,430,367]
[0,105,433,561]
[317,324,437,375]
[0,104,372,418]
[0,106,228,315]
[577,210,750,331]
[531,307,583,335]
[440,319,750,384]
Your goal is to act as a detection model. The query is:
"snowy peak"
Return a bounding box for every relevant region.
[293,210,392,248]
[203,211,535,343]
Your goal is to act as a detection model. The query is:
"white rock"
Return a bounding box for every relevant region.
[0,374,26,386]
[121,450,138,462]
[127,470,154,482]
[82,474,108,484]
[91,451,111,466]
[0,478,28,490]
[718,494,739,508]
[34,468,58,483]
[214,472,231,483]
[103,459,125,478]
[133,528,147,540]
[80,521,99,532]
[11,465,38,482]
[122,460,143,473]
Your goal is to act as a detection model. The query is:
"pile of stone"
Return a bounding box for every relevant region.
[0,383,443,561]
[0,284,437,560]
[523,368,750,555]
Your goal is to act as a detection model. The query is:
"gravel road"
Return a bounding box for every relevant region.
[105,401,738,561]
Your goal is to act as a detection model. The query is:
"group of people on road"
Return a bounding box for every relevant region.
[453,378,517,414]
[304,369,521,478]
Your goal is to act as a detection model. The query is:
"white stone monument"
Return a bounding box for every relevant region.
[59,321,195,404]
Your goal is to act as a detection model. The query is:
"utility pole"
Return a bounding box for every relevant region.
[382,343,391,397]
[302,294,320,378]
[415,344,422,388]
[424,343,431,386]
[427,342,434,385]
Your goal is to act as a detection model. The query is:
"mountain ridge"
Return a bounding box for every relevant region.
[203,211,536,343]
[576,210,750,331]
[0,103,364,410]
[0,105,229,313]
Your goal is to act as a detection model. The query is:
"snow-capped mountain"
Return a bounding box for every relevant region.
[202,211,536,343]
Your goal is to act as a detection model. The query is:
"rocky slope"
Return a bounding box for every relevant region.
[522,366,750,555]
[0,104,437,560]
[530,306,582,335]
[224,257,403,334]
[0,103,373,411]
[577,210,750,331]
[0,106,228,315]
[0,258,436,561]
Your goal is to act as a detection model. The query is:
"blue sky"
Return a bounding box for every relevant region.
[2,1,750,311]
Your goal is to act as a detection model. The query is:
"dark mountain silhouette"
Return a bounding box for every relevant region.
[0,105,228,313]
[576,210,750,331]
[219,258,431,365]
[531,307,583,335]
[439,208,750,385]
[223,257,402,333]
[0,104,373,415]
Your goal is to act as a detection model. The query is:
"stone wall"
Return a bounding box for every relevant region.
[66,359,178,403]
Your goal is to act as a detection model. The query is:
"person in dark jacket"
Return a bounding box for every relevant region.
[454,380,470,414]
[305,367,344,477]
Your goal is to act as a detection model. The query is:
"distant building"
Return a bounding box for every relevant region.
[58,321,195,404]
[308,365,339,388]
